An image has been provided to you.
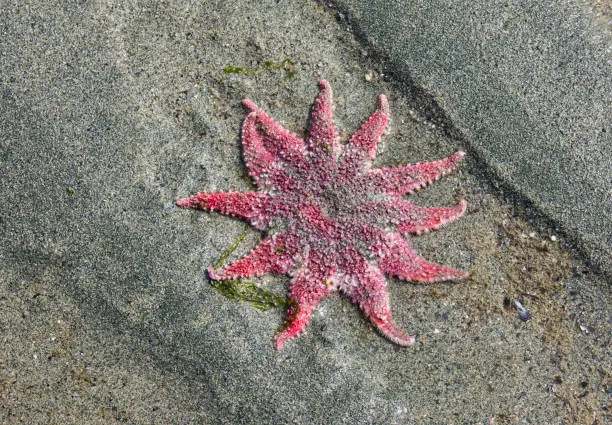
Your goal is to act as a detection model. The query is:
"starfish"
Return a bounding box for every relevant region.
[177,80,468,349]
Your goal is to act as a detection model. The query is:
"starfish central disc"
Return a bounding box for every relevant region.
[177,80,469,350]
[317,180,357,219]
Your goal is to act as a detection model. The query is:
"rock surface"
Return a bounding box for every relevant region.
[0,1,609,424]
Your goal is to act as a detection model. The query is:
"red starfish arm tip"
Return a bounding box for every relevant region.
[242,98,258,111]
[396,199,468,235]
[241,99,307,191]
[350,96,391,156]
[340,261,414,346]
[275,264,331,349]
[338,93,391,177]
[368,151,466,196]
[389,254,469,282]
[176,192,216,209]
[307,79,340,155]
[175,197,192,208]
[175,191,274,229]
[378,94,390,115]
[275,307,313,350]
[369,316,415,346]
[373,233,468,283]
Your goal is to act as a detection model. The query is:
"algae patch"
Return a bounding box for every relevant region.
[212,224,250,269]
[211,224,287,311]
[210,279,287,312]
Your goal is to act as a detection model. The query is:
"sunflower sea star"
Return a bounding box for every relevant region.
[177,80,468,350]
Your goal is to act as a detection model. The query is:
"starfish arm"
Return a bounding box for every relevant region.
[352,198,467,235]
[391,199,468,235]
[338,253,414,346]
[241,100,307,192]
[208,232,297,280]
[338,94,390,177]
[366,151,465,196]
[371,233,468,283]
[275,252,333,350]
[306,80,341,157]
[175,191,275,230]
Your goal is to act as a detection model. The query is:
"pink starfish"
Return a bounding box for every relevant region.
[177,80,468,349]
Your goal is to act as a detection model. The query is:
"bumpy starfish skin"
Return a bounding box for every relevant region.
[177,81,468,349]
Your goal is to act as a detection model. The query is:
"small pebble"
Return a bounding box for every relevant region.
[515,300,531,322]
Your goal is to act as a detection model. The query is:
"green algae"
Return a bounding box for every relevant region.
[213,224,251,269]
[211,224,288,311]
[210,279,287,312]
[223,65,251,76]
[262,58,295,78]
